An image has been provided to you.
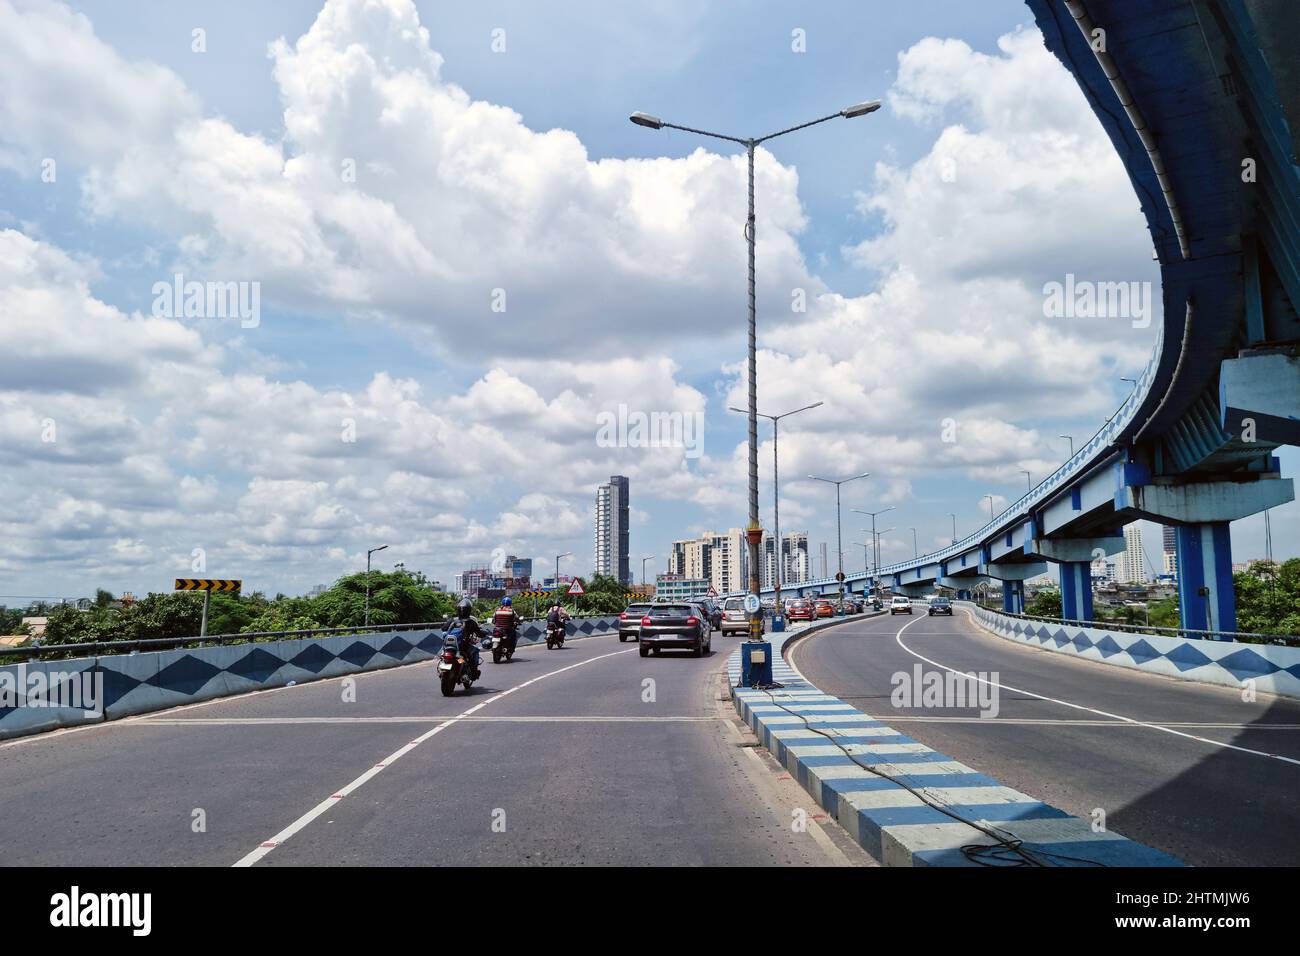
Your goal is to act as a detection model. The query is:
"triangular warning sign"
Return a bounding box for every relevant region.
[567,579,585,595]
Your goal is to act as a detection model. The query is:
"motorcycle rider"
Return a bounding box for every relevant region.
[492,596,522,654]
[546,600,570,639]
[450,598,483,679]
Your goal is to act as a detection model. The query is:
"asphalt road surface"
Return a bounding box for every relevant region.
[790,607,1300,866]
[0,630,870,867]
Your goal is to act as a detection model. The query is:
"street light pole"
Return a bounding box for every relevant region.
[948,512,957,545]
[631,101,880,633]
[983,494,996,524]
[730,401,821,626]
[853,506,893,588]
[1059,434,1075,458]
[1021,470,1032,493]
[555,551,572,608]
[641,554,654,588]
[909,527,918,558]
[810,473,870,610]
[364,544,388,628]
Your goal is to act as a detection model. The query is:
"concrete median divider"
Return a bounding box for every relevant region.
[1,616,620,741]
[968,603,1300,700]
[728,617,1183,867]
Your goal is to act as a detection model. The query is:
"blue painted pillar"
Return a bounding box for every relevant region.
[1059,561,1093,622]
[1001,580,1025,614]
[1175,522,1236,636]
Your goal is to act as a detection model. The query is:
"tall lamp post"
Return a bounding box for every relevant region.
[948,512,957,545]
[641,554,655,588]
[909,527,919,559]
[853,506,894,590]
[631,101,881,632]
[1020,470,1032,494]
[730,401,822,629]
[555,551,572,610]
[983,494,996,524]
[1059,434,1075,458]
[364,544,388,628]
[811,473,870,611]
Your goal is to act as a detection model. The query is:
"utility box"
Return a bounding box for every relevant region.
[741,641,773,687]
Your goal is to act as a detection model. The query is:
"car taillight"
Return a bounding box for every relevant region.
[686,616,698,626]
[620,611,628,620]
[641,616,653,626]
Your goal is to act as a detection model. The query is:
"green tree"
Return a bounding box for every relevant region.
[1025,589,1062,618]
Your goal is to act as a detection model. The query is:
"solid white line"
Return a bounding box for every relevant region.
[231,646,635,867]
[892,611,1300,767]
[138,715,722,725]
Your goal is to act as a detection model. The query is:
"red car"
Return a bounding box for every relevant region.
[785,599,814,621]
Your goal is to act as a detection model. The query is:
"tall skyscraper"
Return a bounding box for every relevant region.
[1118,524,1146,584]
[1161,525,1178,578]
[818,542,829,579]
[595,476,631,585]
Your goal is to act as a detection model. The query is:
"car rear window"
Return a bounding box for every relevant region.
[649,605,692,616]
[724,598,744,610]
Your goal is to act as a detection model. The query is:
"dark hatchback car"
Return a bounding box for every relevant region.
[618,603,654,642]
[691,597,723,631]
[928,597,953,616]
[638,603,712,657]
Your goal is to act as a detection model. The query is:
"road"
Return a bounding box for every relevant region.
[0,629,868,866]
[791,606,1300,866]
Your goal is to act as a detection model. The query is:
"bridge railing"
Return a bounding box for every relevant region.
[974,604,1299,648]
[0,613,615,662]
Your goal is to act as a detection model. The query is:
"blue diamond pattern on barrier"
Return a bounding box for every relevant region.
[1123,639,1161,665]
[338,641,378,668]
[1071,633,1094,652]
[1051,629,1071,648]
[378,636,413,660]
[290,642,336,674]
[150,654,223,696]
[417,632,444,652]
[1094,635,1125,658]
[98,667,144,708]
[1163,642,1216,672]
[228,647,288,684]
[1214,648,1280,681]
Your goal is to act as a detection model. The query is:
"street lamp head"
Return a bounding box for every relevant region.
[629,112,664,129]
[841,100,882,119]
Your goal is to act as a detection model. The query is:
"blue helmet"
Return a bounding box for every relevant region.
[502,597,512,606]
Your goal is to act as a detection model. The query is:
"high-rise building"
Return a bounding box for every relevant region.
[1161,525,1178,579]
[818,542,829,579]
[595,476,631,585]
[454,568,492,597]
[668,529,747,595]
[762,532,810,589]
[1090,556,1116,585]
[1117,524,1146,584]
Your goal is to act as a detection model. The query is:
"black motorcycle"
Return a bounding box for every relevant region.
[487,625,517,664]
[545,618,567,650]
[438,633,479,696]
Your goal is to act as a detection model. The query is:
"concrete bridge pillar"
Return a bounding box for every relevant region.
[1175,522,1236,636]
[1002,580,1025,615]
[1059,561,1093,622]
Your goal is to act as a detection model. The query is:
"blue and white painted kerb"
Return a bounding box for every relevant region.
[972,604,1300,699]
[728,629,1182,866]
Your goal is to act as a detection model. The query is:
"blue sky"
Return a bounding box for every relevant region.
[0,0,1292,602]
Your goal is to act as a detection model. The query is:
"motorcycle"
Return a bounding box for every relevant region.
[487,625,517,664]
[438,633,479,696]
[545,618,567,650]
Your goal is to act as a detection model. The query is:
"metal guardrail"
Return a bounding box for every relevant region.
[0,614,614,661]
[974,603,1300,647]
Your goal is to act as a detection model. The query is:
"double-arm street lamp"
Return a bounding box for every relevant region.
[810,473,870,608]
[853,506,893,587]
[730,401,822,623]
[364,544,388,628]
[631,100,881,621]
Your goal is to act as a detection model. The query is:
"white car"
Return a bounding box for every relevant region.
[889,596,913,615]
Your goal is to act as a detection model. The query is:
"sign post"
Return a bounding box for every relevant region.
[567,578,585,614]
[175,579,242,639]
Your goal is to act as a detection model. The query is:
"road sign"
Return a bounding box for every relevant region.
[743,593,760,614]
[567,579,585,596]
[835,571,845,582]
[707,587,717,597]
[174,579,241,593]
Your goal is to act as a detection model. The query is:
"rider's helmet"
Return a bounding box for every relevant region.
[502,597,512,606]
[456,598,473,619]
